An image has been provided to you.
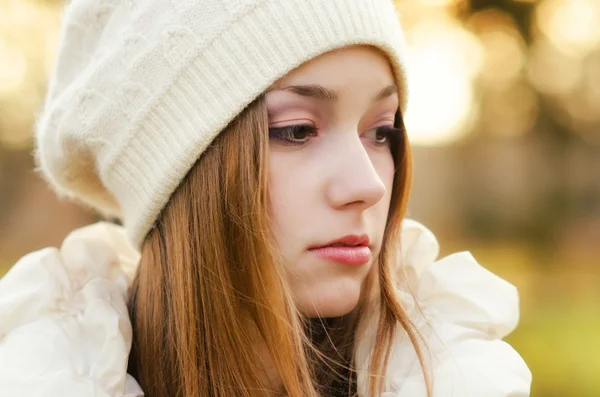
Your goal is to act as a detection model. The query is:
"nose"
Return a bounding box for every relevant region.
[326,137,387,211]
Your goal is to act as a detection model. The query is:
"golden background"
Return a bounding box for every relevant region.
[1,0,599,395]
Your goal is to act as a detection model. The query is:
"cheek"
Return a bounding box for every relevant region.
[267,151,315,254]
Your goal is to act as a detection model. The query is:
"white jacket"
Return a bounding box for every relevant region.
[0,220,531,396]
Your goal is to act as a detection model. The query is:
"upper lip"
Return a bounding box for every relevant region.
[309,234,370,249]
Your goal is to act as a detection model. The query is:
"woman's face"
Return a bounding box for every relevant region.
[266,46,399,317]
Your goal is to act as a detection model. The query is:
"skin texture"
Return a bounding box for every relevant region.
[266,45,399,318]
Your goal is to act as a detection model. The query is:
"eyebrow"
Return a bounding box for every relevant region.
[269,83,398,102]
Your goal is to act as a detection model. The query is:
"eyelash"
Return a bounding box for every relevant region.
[268,124,402,146]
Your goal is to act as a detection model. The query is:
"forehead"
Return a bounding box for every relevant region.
[269,45,397,94]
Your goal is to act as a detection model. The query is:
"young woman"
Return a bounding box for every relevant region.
[0,0,531,396]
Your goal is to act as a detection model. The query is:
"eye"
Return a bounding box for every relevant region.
[375,127,390,144]
[268,124,318,145]
[364,125,403,146]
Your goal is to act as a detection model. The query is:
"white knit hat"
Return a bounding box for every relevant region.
[35,0,410,249]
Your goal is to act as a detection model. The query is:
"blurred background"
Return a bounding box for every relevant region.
[0,0,598,395]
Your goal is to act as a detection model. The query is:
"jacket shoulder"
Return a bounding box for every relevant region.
[0,222,143,397]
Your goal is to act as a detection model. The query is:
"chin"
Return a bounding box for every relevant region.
[296,278,363,318]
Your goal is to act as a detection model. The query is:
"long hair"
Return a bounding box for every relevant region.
[127,94,431,396]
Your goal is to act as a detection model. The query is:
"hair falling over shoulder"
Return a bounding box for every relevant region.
[126,96,432,397]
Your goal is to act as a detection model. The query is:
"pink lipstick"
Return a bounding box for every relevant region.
[308,234,371,266]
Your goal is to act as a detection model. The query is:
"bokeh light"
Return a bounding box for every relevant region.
[536,0,600,58]
[471,10,527,90]
[404,13,482,145]
[0,0,61,150]
[0,39,27,98]
[527,40,583,95]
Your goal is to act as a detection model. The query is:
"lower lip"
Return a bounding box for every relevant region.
[308,246,372,266]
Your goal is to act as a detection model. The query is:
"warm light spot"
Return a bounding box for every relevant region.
[536,0,600,58]
[468,10,527,90]
[527,40,582,95]
[0,0,62,147]
[480,29,526,89]
[404,15,483,146]
[0,39,27,98]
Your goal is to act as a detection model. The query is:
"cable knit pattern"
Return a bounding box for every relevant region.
[0,220,531,396]
[35,0,409,249]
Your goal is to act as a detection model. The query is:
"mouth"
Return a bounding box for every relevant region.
[311,234,370,249]
[308,234,372,266]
